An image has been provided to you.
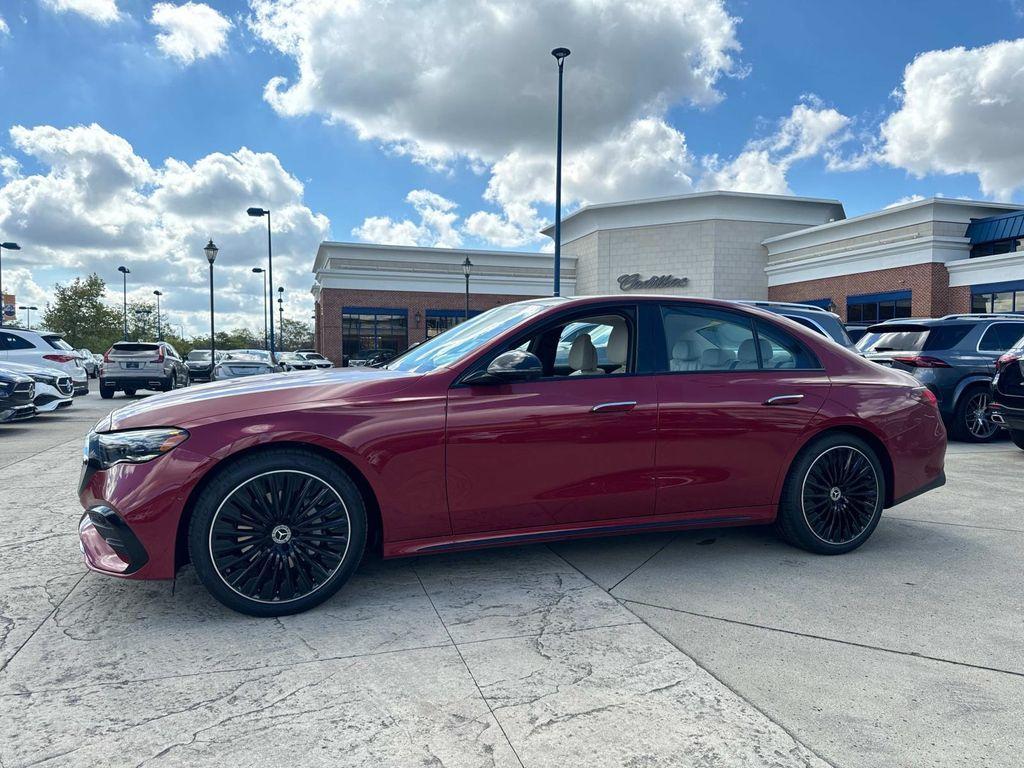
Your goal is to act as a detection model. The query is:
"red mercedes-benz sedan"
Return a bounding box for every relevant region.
[78,296,946,615]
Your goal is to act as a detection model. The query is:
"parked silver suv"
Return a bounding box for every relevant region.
[99,341,189,399]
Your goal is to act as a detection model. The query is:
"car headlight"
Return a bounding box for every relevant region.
[0,382,11,396]
[86,428,189,469]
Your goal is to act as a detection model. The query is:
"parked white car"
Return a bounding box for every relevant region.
[0,328,89,395]
[0,360,74,412]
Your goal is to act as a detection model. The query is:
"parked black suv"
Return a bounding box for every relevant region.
[0,370,36,423]
[988,336,1024,449]
[737,301,856,350]
[857,314,1024,441]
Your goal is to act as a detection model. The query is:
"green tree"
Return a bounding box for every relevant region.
[278,317,314,351]
[40,274,122,351]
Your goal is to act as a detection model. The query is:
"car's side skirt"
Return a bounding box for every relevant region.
[383,505,776,558]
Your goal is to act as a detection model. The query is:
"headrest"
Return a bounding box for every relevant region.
[738,338,773,363]
[568,334,598,371]
[607,324,628,364]
[701,348,734,367]
[672,340,699,361]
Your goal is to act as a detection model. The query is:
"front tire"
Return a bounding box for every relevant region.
[952,386,998,443]
[188,447,367,616]
[775,433,884,555]
[1009,429,1024,450]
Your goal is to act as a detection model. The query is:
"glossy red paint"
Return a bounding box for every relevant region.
[78,296,946,580]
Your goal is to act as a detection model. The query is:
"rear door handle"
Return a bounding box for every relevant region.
[764,394,804,406]
[591,401,637,413]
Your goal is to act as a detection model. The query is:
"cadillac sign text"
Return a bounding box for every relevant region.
[616,273,689,291]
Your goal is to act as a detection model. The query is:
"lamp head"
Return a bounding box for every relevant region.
[247,207,267,218]
[153,290,162,297]
[118,265,130,275]
[1,242,20,250]
[204,238,218,264]
[551,47,571,63]
[251,267,264,274]
[462,256,473,276]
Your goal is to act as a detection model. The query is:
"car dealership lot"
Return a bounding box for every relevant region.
[0,393,1020,767]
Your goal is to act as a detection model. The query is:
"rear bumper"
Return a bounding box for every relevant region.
[892,469,946,506]
[101,376,169,390]
[989,402,1024,431]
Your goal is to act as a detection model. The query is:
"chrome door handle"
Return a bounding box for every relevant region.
[764,394,804,406]
[591,401,637,413]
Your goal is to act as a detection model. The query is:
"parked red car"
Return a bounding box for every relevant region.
[79,296,946,615]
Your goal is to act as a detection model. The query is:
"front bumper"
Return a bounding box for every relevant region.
[0,404,36,423]
[34,382,74,412]
[79,506,150,575]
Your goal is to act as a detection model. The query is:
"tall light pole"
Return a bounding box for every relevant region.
[551,47,570,297]
[462,256,473,321]
[252,267,268,350]
[204,239,218,373]
[1,241,22,327]
[117,266,130,340]
[153,290,163,340]
[277,286,284,349]
[19,305,37,329]
[247,207,275,362]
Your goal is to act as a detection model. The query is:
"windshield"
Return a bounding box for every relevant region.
[858,327,929,353]
[303,353,325,360]
[187,351,211,360]
[45,335,75,351]
[386,301,554,373]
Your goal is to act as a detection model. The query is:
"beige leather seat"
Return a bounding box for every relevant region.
[669,340,700,371]
[607,324,628,373]
[569,334,604,376]
[700,348,734,371]
[733,338,773,370]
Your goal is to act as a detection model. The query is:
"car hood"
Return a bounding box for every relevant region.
[104,367,424,431]
[0,361,65,378]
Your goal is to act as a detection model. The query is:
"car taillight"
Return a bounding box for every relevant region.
[103,348,113,362]
[910,386,939,408]
[43,354,78,364]
[892,355,951,368]
[996,352,1020,371]
[155,348,164,362]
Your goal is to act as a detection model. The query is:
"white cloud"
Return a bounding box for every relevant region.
[39,0,121,24]
[880,38,1024,199]
[884,194,926,209]
[0,15,9,37]
[150,2,233,65]
[0,124,329,334]
[353,189,462,248]
[701,149,791,195]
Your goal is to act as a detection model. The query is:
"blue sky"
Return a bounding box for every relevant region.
[1,0,1023,331]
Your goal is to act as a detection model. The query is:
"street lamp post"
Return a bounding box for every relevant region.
[204,239,218,375]
[1,241,22,327]
[117,266,130,340]
[153,290,163,340]
[18,305,37,329]
[247,207,276,362]
[462,256,473,321]
[252,267,268,350]
[277,286,284,349]
[551,47,570,297]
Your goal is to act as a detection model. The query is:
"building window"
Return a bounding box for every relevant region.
[425,309,480,339]
[341,307,408,360]
[970,238,1024,259]
[846,291,912,324]
[971,282,1024,314]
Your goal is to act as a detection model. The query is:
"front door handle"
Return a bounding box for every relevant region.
[591,401,637,414]
[764,394,804,406]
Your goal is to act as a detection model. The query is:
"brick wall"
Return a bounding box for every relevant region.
[768,263,970,320]
[315,287,539,365]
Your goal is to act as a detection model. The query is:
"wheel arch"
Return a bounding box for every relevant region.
[173,440,385,573]
[951,375,993,410]
[777,424,896,510]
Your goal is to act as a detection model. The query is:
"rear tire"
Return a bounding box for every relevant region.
[124,388,137,397]
[188,447,368,616]
[1010,429,1024,450]
[952,386,998,443]
[99,384,115,399]
[775,433,884,555]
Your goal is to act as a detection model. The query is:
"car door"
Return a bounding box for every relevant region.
[445,306,658,534]
[654,304,832,516]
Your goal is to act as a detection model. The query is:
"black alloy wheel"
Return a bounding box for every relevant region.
[189,448,367,616]
[776,433,884,554]
[954,388,998,443]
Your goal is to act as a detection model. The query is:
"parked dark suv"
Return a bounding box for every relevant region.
[988,336,1024,449]
[857,314,1024,441]
[737,301,856,350]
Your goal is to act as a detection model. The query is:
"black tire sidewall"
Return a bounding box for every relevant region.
[1009,429,1024,450]
[188,447,367,617]
[777,433,885,555]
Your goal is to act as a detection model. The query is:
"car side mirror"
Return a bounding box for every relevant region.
[465,350,544,384]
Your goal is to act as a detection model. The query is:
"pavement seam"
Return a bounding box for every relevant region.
[0,573,87,676]
[618,597,1024,679]
[544,545,837,768]
[885,515,1024,534]
[411,564,527,768]
[604,533,680,592]
[0,436,84,473]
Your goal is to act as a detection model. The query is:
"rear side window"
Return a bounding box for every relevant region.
[0,332,36,351]
[44,336,74,351]
[754,320,821,369]
[979,323,1024,352]
[921,324,973,351]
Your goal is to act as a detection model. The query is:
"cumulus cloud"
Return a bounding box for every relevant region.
[150,2,233,65]
[39,0,121,24]
[879,38,1024,199]
[0,15,9,37]
[0,124,329,333]
[884,194,926,209]
[353,190,462,248]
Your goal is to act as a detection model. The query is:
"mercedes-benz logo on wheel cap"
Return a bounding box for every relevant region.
[271,525,292,544]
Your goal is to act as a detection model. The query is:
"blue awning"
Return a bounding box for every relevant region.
[966,210,1024,244]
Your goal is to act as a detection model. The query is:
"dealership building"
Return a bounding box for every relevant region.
[312,191,1024,363]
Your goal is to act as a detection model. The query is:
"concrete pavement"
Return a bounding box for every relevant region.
[0,391,1020,767]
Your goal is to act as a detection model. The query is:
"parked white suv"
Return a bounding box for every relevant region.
[0,328,89,395]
